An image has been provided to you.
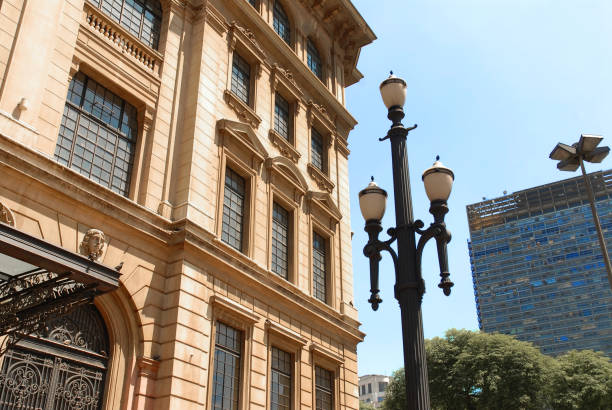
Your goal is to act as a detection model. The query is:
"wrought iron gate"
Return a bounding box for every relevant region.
[0,305,109,409]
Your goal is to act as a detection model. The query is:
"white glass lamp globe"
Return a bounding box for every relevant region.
[379,72,407,109]
[422,157,454,202]
[359,179,387,222]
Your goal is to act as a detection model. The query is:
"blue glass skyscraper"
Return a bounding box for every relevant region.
[467,170,612,356]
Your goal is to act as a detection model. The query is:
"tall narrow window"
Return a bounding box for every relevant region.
[274,93,291,141]
[313,231,327,302]
[307,39,322,80]
[231,53,251,105]
[272,202,290,279]
[270,347,292,410]
[315,366,333,410]
[212,322,242,410]
[222,168,246,251]
[311,128,324,172]
[55,72,137,196]
[88,0,162,49]
[273,1,291,45]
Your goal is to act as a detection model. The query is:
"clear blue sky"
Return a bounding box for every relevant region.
[347,0,612,376]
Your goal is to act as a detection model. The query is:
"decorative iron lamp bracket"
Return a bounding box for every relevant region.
[362,199,453,311]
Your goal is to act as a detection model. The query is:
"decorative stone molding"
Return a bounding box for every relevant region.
[228,21,268,73]
[205,3,228,34]
[136,357,160,377]
[271,64,304,105]
[306,191,342,225]
[79,229,106,261]
[265,320,308,346]
[269,130,301,163]
[0,202,15,226]
[307,100,335,133]
[310,343,344,366]
[334,135,350,157]
[210,294,259,324]
[217,118,268,163]
[83,2,163,73]
[265,156,308,201]
[223,90,262,129]
[307,163,335,193]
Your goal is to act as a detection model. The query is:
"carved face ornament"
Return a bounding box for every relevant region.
[80,229,106,261]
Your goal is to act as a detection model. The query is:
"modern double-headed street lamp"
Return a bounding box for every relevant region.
[358,73,455,410]
[549,135,612,291]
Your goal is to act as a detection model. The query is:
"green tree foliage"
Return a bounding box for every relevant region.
[426,329,551,409]
[549,349,612,410]
[380,330,612,409]
[381,368,405,410]
[359,401,377,410]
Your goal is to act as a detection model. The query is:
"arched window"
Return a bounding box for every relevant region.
[307,39,322,80]
[0,304,110,409]
[88,0,162,49]
[273,1,290,45]
[55,72,138,197]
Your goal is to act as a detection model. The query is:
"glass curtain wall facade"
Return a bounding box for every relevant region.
[467,170,612,357]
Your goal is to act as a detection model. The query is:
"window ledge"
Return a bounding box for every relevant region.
[269,129,300,163]
[307,163,334,193]
[224,90,261,129]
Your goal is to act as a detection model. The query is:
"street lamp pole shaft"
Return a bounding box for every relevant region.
[579,157,612,291]
[388,124,430,410]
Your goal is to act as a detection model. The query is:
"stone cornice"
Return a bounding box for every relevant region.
[226,0,358,132]
[269,129,301,163]
[0,134,173,245]
[176,219,364,345]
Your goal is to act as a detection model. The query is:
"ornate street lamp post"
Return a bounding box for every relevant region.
[358,73,455,410]
[550,135,612,291]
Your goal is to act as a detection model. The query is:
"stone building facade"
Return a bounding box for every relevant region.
[0,0,374,409]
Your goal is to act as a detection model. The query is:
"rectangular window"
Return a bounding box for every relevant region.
[222,167,246,251]
[315,366,333,410]
[361,385,365,395]
[274,93,291,141]
[55,72,137,196]
[272,202,290,279]
[270,347,292,410]
[311,128,324,171]
[212,322,242,410]
[368,383,372,394]
[379,381,388,392]
[231,53,251,105]
[313,231,327,303]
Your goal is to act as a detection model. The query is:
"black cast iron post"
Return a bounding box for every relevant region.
[386,105,430,409]
[360,74,454,410]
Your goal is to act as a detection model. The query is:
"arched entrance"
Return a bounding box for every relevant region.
[0,304,109,409]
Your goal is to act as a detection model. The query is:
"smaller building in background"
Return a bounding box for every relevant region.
[359,374,389,407]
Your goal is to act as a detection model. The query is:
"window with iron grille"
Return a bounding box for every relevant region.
[272,202,290,279]
[212,322,242,410]
[313,231,327,303]
[222,168,246,251]
[270,347,292,410]
[231,53,251,105]
[273,1,291,45]
[274,93,291,141]
[315,366,333,410]
[311,128,324,172]
[87,0,162,49]
[307,39,322,80]
[54,72,137,197]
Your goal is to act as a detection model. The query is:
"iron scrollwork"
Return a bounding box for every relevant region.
[363,200,453,310]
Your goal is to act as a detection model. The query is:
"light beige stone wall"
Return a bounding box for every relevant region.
[0,0,374,408]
